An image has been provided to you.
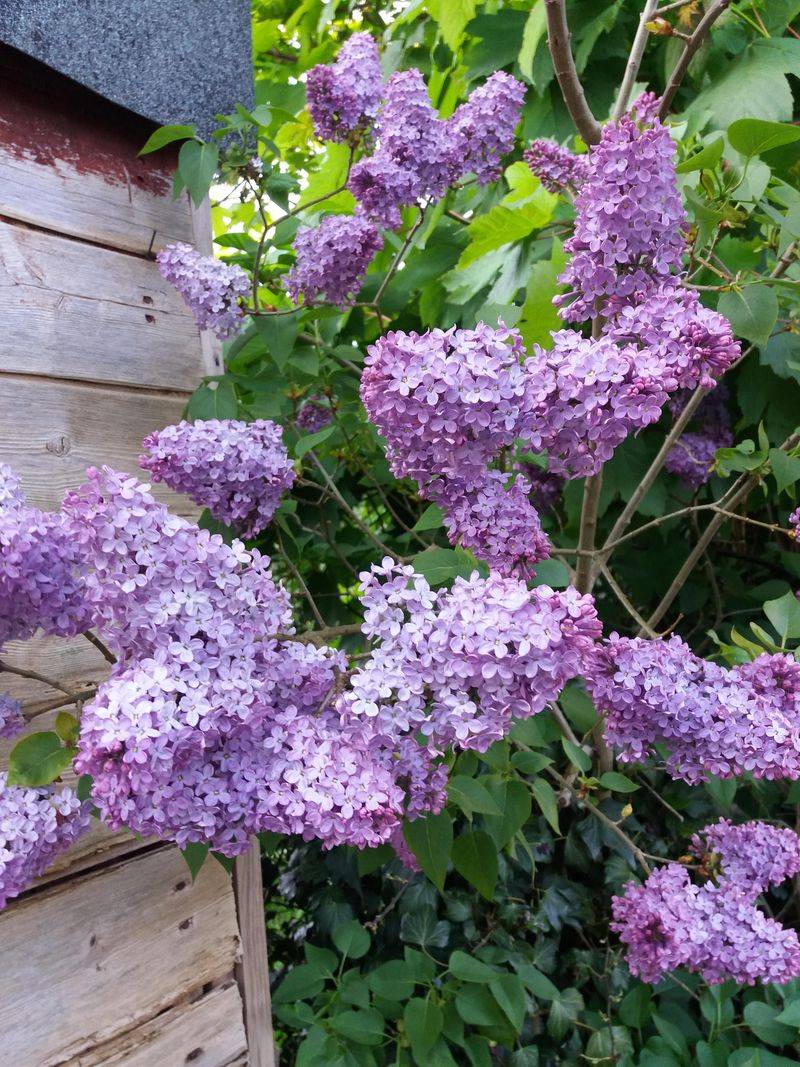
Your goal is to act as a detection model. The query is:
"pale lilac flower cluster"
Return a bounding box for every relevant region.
[0,694,24,740]
[448,72,526,184]
[524,139,589,193]
[525,331,671,478]
[431,471,550,580]
[0,774,90,908]
[157,243,249,340]
[140,419,295,539]
[285,213,383,308]
[361,323,532,485]
[343,560,600,757]
[0,475,88,646]
[306,33,383,142]
[586,634,800,783]
[613,820,800,985]
[555,102,684,322]
[296,398,333,434]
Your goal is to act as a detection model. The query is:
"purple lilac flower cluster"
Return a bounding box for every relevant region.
[586,633,800,782]
[524,139,589,194]
[789,506,800,538]
[140,419,295,539]
[157,243,250,340]
[555,102,685,323]
[0,694,24,740]
[518,463,564,512]
[343,560,600,758]
[306,33,383,142]
[296,397,333,434]
[0,469,88,647]
[285,212,383,307]
[447,72,527,185]
[0,774,90,908]
[431,471,551,581]
[664,386,733,491]
[613,820,800,985]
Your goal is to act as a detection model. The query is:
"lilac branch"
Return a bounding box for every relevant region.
[613,0,661,120]
[544,0,602,144]
[658,0,733,118]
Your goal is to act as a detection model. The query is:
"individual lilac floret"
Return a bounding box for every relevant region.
[524,330,672,478]
[157,243,249,340]
[556,106,685,322]
[0,476,89,646]
[524,139,589,194]
[586,634,800,783]
[448,71,526,184]
[612,862,800,986]
[0,774,90,909]
[285,213,382,308]
[140,419,295,539]
[296,398,333,434]
[0,694,24,740]
[306,33,383,142]
[361,323,532,486]
[431,471,550,580]
[342,560,600,753]
[606,284,740,390]
[695,819,800,896]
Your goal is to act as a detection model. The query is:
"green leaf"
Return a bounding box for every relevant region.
[718,287,779,349]
[483,778,532,849]
[411,546,476,586]
[518,2,547,83]
[561,739,591,773]
[764,591,800,643]
[76,774,93,802]
[509,1050,539,1067]
[742,1002,796,1047]
[357,844,394,876]
[254,313,299,370]
[295,424,335,458]
[619,985,653,1028]
[585,1028,634,1061]
[489,973,526,1031]
[139,124,197,155]
[400,907,451,949]
[518,259,563,349]
[455,984,509,1029]
[515,964,559,1000]
[449,950,497,983]
[547,987,584,1040]
[451,830,498,900]
[273,963,326,1003]
[187,380,239,420]
[7,731,72,788]
[689,47,793,129]
[330,1008,385,1046]
[728,118,800,158]
[178,140,220,207]
[531,778,559,834]
[770,448,800,494]
[332,919,371,960]
[54,711,79,746]
[426,0,476,50]
[458,190,556,268]
[403,811,453,891]
[304,944,338,976]
[599,772,640,794]
[447,775,503,816]
[180,842,210,882]
[404,998,443,1059]
[411,503,444,532]
[675,136,724,174]
[366,960,415,1002]
[775,999,800,1027]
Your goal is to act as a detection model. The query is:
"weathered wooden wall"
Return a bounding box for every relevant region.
[0,46,272,1067]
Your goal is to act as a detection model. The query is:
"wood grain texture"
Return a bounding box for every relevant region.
[0,374,192,514]
[234,844,277,1067]
[0,846,242,1067]
[0,220,205,390]
[82,981,248,1067]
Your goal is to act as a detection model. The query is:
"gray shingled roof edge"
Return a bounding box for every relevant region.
[0,0,253,136]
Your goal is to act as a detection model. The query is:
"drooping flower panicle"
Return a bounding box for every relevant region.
[306,32,383,142]
[285,213,383,308]
[157,243,250,340]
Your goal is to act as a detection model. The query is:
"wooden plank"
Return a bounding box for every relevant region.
[0,374,192,514]
[81,981,248,1067]
[234,844,277,1067]
[0,221,205,391]
[0,846,242,1067]
[0,45,195,255]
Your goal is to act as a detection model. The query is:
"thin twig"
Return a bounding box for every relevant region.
[83,630,116,664]
[613,0,660,120]
[276,530,326,628]
[599,563,658,637]
[575,473,604,593]
[306,452,403,559]
[0,659,79,699]
[544,0,602,144]
[658,0,733,117]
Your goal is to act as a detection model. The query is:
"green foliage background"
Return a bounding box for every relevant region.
[185,2,800,1063]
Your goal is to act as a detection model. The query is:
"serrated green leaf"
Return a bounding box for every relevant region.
[458,190,556,268]
[676,136,724,173]
[519,2,547,83]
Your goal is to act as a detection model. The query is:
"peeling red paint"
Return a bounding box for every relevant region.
[0,42,177,195]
